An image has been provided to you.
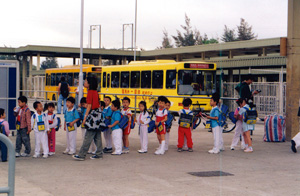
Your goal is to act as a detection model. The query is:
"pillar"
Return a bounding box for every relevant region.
[286,0,300,140]
[228,50,233,59]
[201,52,205,60]
[176,54,182,62]
[37,53,40,70]
[22,56,27,91]
[98,56,102,66]
[29,56,33,96]
[228,69,233,82]
[73,57,76,65]
[262,48,267,56]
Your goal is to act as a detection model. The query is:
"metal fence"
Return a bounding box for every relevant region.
[223,82,286,117]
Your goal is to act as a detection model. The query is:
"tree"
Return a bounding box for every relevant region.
[158,29,173,49]
[172,14,203,47]
[237,18,257,41]
[221,25,237,42]
[41,57,58,70]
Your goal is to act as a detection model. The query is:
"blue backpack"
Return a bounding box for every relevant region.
[218,105,229,127]
[101,118,111,132]
[192,116,201,129]
[130,114,136,129]
[52,114,61,131]
[228,112,237,124]
[165,112,174,129]
[148,119,156,133]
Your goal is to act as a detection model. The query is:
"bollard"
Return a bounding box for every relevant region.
[0,133,16,196]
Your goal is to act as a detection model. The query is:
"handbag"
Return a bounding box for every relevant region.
[85,108,103,130]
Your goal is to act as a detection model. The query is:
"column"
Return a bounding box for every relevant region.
[201,52,205,60]
[98,56,102,66]
[29,56,33,96]
[37,53,40,70]
[22,56,27,91]
[73,57,76,65]
[286,0,300,140]
[228,69,233,82]
[176,54,182,62]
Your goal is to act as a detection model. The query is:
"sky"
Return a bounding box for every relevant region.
[0,0,288,66]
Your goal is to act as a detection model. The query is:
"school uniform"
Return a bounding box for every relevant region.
[121,108,132,135]
[103,106,113,149]
[154,108,168,155]
[137,111,150,152]
[239,104,255,133]
[31,112,50,156]
[111,111,122,155]
[47,112,58,153]
[230,107,245,149]
[177,108,193,149]
[0,119,9,162]
[64,107,80,154]
[210,106,223,153]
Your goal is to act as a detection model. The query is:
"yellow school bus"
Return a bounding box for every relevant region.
[45,64,101,101]
[101,60,216,112]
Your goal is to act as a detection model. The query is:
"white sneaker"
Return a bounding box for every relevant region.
[49,152,55,156]
[138,150,147,153]
[63,150,69,154]
[244,148,253,153]
[15,152,20,157]
[154,149,161,155]
[43,154,48,159]
[87,151,93,154]
[33,154,40,158]
[68,152,75,155]
[21,153,30,157]
[208,149,220,154]
[122,148,130,154]
[219,147,225,151]
[111,151,121,155]
[230,146,235,150]
[159,149,165,155]
[241,145,246,150]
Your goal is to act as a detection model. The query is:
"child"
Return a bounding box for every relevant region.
[177,98,193,152]
[121,97,132,154]
[63,97,80,155]
[31,101,50,158]
[206,93,223,154]
[45,103,58,156]
[230,98,245,150]
[165,99,172,151]
[237,98,254,153]
[14,96,31,157]
[137,101,150,153]
[108,100,122,155]
[102,96,113,153]
[154,96,168,155]
[79,97,96,154]
[0,108,10,162]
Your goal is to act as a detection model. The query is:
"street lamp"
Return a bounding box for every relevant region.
[89,25,101,48]
[134,0,137,61]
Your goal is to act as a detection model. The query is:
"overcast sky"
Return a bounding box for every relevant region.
[1,0,288,65]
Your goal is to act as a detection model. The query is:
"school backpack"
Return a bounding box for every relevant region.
[219,105,229,127]
[243,107,258,125]
[178,110,193,129]
[264,114,285,142]
[119,113,129,130]
[101,118,111,132]
[60,82,69,98]
[71,109,82,127]
[165,112,174,129]
[228,112,237,124]
[32,113,47,131]
[192,116,201,129]
[148,119,156,133]
[130,114,136,129]
[0,121,7,136]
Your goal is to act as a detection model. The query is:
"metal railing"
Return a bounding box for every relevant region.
[0,134,15,196]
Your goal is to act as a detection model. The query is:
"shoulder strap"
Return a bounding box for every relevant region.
[162,109,166,113]
[53,114,56,119]
[188,111,193,115]
[182,109,186,114]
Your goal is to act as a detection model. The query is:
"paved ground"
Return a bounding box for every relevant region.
[1,112,300,196]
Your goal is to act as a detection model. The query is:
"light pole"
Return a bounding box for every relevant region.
[134,0,137,61]
[122,23,134,50]
[89,25,101,48]
[79,0,84,102]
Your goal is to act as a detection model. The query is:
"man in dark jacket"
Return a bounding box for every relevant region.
[239,74,259,104]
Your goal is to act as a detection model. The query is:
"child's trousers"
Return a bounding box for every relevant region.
[177,127,193,149]
[48,128,56,152]
[165,131,169,151]
[139,125,148,152]
[103,129,113,149]
[212,126,223,151]
[34,131,49,156]
[0,140,7,162]
[15,128,31,154]
[112,128,122,154]
[231,121,245,148]
[66,127,77,154]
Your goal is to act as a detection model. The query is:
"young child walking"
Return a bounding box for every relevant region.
[79,97,96,154]
[121,97,132,154]
[238,98,254,153]
[177,98,193,152]
[31,101,50,158]
[230,98,245,150]
[0,108,10,162]
[103,96,113,153]
[63,97,80,155]
[14,96,31,157]
[108,100,122,155]
[206,94,223,154]
[45,103,58,156]
[155,96,168,155]
[137,101,150,153]
[164,99,172,151]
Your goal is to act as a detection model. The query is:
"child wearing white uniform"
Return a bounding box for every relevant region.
[31,101,50,158]
[137,101,150,153]
[230,98,245,150]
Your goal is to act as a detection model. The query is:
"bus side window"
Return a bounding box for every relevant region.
[74,73,79,87]
[152,71,163,89]
[111,72,120,88]
[130,71,140,88]
[56,73,61,86]
[166,70,176,89]
[103,72,106,88]
[68,73,74,86]
[107,74,110,88]
[141,71,151,89]
[121,72,129,88]
[51,73,56,86]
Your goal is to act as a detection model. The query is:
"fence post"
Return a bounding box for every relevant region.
[134,95,137,115]
[0,134,16,196]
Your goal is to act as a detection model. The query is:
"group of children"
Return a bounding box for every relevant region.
[0,92,256,162]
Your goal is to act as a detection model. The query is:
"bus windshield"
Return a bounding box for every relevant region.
[178,70,216,95]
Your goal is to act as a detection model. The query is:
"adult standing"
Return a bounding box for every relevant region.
[236,74,259,105]
[73,77,103,160]
[57,77,70,114]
